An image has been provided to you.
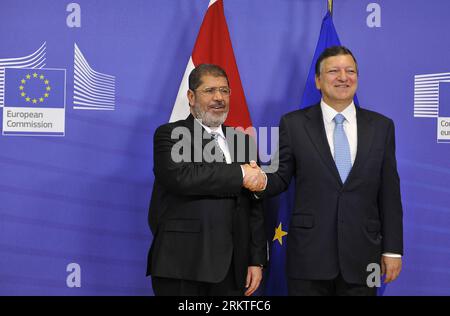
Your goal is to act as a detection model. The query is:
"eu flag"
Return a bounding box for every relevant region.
[264,9,347,296]
[4,68,65,108]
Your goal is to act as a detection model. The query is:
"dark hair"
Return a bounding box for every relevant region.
[188,64,229,91]
[315,46,358,76]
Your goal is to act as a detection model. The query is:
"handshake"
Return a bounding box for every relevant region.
[241,161,267,192]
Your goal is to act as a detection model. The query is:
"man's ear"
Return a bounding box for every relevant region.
[187,89,195,108]
[315,76,321,90]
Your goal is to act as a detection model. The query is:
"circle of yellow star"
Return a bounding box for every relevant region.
[19,72,51,104]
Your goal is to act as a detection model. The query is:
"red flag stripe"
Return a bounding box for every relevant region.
[191,0,252,129]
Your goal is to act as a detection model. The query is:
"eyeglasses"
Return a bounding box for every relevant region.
[195,87,231,97]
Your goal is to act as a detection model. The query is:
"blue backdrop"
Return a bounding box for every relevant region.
[1,0,449,295]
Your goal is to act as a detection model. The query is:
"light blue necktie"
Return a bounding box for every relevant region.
[333,114,352,183]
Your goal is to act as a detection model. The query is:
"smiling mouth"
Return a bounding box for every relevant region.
[335,84,350,88]
[209,104,225,110]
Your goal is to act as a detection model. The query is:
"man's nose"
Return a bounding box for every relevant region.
[213,89,224,100]
[337,69,348,80]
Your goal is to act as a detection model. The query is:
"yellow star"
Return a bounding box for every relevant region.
[40,75,45,80]
[273,223,288,246]
[25,97,31,102]
[44,93,49,98]
[32,99,37,104]
[21,92,26,97]
[39,98,44,102]
[21,79,26,84]
[44,80,49,85]
[26,74,31,79]
[33,73,38,78]
[46,86,51,91]
[19,85,24,90]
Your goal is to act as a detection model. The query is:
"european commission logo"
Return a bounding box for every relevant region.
[414,72,450,143]
[0,42,116,137]
[3,68,66,136]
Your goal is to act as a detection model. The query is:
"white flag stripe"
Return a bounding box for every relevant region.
[169,57,195,122]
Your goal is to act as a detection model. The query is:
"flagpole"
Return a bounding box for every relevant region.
[328,0,333,15]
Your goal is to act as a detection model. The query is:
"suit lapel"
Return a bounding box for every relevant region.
[223,125,245,163]
[344,107,375,185]
[183,114,211,162]
[304,105,342,186]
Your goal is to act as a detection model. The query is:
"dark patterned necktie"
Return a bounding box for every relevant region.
[211,132,225,162]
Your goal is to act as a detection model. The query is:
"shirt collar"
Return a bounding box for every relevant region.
[320,99,356,124]
[195,118,225,139]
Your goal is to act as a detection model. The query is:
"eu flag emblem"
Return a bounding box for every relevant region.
[2,67,66,136]
[4,68,65,108]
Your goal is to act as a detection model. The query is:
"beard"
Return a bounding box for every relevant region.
[192,104,228,127]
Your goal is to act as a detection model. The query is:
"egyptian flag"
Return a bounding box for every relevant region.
[169,0,252,130]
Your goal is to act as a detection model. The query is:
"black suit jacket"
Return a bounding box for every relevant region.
[265,104,403,284]
[147,114,266,287]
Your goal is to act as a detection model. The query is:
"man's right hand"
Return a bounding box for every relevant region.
[242,161,266,192]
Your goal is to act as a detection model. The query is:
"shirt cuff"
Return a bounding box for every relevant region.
[382,253,402,258]
[261,171,267,190]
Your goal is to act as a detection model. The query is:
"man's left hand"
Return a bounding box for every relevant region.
[381,255,402,283]
[245,266,263,296]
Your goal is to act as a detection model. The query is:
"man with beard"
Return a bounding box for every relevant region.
[146,64,267,296]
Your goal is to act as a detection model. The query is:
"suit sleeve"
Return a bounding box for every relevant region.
[247,193,267,266]
[153,124,243,196]
[379,119,404,255]
[264,115,296,197]
[246,136,268,266]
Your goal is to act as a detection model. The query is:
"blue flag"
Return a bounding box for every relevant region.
[301,11,342,107]
[264,9,350,296]
[4,67,65,108]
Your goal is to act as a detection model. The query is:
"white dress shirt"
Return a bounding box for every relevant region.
[196,119,232,164]
[321,100,357,165]
[320,99,401,259]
